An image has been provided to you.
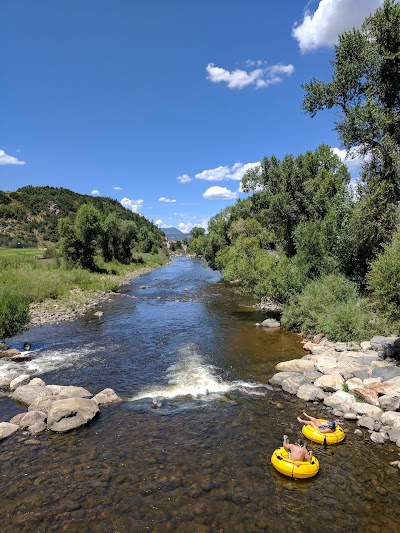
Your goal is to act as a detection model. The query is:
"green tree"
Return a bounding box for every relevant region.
[190,227,206,239]
[74,204,103,269]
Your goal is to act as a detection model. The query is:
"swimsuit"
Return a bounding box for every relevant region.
[318,425,329,431]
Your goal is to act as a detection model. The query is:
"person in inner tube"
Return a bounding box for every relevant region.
[297,412,336,433]
[283,435,313,462]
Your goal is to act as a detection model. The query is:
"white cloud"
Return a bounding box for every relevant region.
[245,59,267,67]
[178,218,209,234]
[91,190,100,196]
[293,0,382,54]
[121,197,144,213]
[332,146,367,172]
[206,62,294,90]
[159,197,176,203]
[156,219,171,228]
[195,161,260,181]
[177,174,192,183]
[0,149,25,165]
[202,186,238,200]
[113,186,123,191]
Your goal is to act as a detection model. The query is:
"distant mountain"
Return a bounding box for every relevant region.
[0,185,166,250]
[161,227,190,241]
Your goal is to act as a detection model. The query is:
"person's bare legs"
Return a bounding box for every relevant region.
[297,415,321,430]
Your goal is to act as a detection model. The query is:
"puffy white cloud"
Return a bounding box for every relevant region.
[202,186,238,200]
[159,197,177,203]
[91,189,100,196]
[0,149,25,165]
[195,161,260,181]
[121,197,144,213]
[332,146,366,172]
[178,219,209,234]
[293,0,382,54]
[156,219,170,228]
[177,174,192,183]
[206,62,294,90]
[113,186,123,191]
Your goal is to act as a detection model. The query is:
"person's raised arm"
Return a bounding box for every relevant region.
[283,435,290,451]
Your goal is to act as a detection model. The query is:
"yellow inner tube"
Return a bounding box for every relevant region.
[271,447,319,479]
[302,419,345,444]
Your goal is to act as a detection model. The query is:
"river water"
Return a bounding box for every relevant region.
[1,257,400,532]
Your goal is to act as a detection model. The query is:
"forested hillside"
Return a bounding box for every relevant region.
[0,185,165,251]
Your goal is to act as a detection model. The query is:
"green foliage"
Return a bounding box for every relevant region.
[367,230,400,324]
[0,288,30,339]
[282,274,377,341]
[190,227,206,239]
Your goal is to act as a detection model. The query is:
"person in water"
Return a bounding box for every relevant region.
[297,412,336,433]
[283,435,313,462]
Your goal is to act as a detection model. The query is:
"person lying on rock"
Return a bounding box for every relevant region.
[297,412,336,433]
[283,435,313,462]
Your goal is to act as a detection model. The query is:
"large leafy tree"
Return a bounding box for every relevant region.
[302,0,400,202]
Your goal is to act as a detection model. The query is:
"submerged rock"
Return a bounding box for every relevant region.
[0,422,19,440]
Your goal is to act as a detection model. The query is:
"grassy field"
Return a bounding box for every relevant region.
[0,248,46,258]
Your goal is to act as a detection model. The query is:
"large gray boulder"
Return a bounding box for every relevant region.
[350,402,382,420]
[47,398,99,432]
[269,372,299,386]
[0,422,19,440]
[379,395,400,412]
[324,391,355,412]
[314,373,344,392]
[381,411,400,429]
[261,318,280,328]
[28,395,66,415]
[281,375,310,395]
[371,366,400,381]
[92,388,122,405]
[275,359,315,373]
[11,385,53,406]
[296,384,326,402]
[370,336,400,357]
[46,385,92,398]
[10,374,31,391]
[11,410,47,434]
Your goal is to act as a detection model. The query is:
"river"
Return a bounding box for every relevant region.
[1,257,400,532]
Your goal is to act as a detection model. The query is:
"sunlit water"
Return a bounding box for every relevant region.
[1,257,400,532]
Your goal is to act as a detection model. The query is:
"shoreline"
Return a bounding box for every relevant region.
[29,265,160,328]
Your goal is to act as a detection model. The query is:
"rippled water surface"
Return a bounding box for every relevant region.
[1,258,400,532]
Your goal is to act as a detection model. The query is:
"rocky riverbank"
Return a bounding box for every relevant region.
[29,265,158,327]
[0,374,122,440]
[269,333,400,453]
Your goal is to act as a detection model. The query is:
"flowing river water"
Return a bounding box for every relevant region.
[1,257,400,532]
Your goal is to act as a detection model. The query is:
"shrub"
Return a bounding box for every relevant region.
[367,231,400,324]
[282,273,377,342]
[0,289,30,339]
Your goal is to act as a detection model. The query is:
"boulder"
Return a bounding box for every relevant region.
[360,341,372,351]
[371,366,400,381]
[92,388,122,405]
[344,413,358,420]
[14,410,46,432]
[370,336,400,357]
[324,391,355,412]
[367,382,398,396]
[261,318,280,328]
[312,333,325,344]
[357,415,380,431]
[314,373,344,392]
[275,359,315,373]
[28,395,67,416]
[370,432,385,444]
[0,422,19,440]
[0,377,12,390]
[296,384,326,402]
[364,377,383,387]
[387,429,400,443]
[46,385,92,398]
[381,411,400,429]
[303,341,318,351]
[345,378,364,392]
[350,402,382,420]
[281,375,310,395]
[269,372,300,387]
[0,349,20,358]
[47,398,99,432]
[29,378,46,387]
[353,388,380,407]
[379,395,400,412]
[352,370,370,380]
[314,355,340,375]
[10,375,31,391]
[302,371,323,383]
[11,385,53,406]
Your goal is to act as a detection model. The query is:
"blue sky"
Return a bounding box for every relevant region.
[1,0,382,233]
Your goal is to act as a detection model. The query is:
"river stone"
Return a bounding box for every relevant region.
[370,432,385,444]
[296,384,326,402]
[92,388,122,405]
[352,370,370,380]
[344,413,358,420]
[381,411,400,429]
[28,395,67,415]
[353,388,380,407]
[324,391,355,412]
[303,370,323,383]
[10,374,31,391]
[368,382,398,396]
[314,373,344,392]
[261,318,280,328]
[354,428,363,436]
[269,372,299,386]
[371,366,400,381]
[0,377,12,390]
[29,378,46,387]
[350,402,382,420]
[387,429,400,442]
[379,395,400,411]
[0,422,19,440]
[11,385,53,406]
[361,341,372,351]
[346,378,364,392]
[358,416,376,430]
[275,359,315,373]
[46,385,92,398]
[312,333,325,344]
[364,377,383,387]
[0,349,20,358]
[10,413,25,425]
[281,374,310,395]
[47,398,99,432]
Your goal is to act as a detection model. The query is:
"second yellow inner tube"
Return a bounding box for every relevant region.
[271,447,320,479]
[302,419,345,444]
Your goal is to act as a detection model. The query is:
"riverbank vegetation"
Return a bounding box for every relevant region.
[188,0,400,342]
